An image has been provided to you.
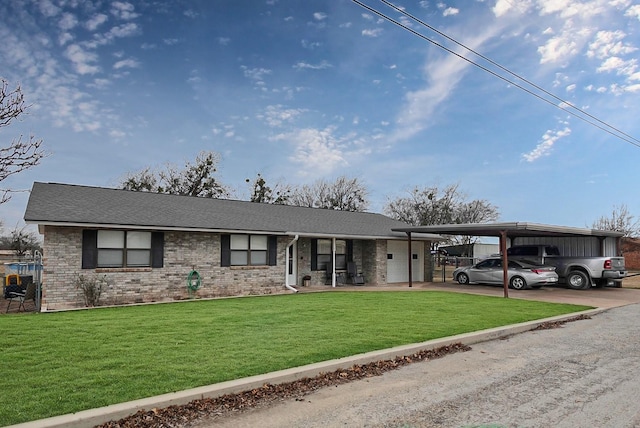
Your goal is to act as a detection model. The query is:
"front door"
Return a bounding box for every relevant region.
[287,242,297,285]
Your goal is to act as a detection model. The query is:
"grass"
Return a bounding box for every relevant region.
[0,291,592,426]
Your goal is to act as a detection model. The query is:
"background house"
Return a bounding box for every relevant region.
[24,182,441,310]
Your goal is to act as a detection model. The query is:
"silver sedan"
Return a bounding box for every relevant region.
[452,257,558,290]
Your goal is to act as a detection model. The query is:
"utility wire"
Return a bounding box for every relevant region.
[378,0,640,147]
[351,0,640,148]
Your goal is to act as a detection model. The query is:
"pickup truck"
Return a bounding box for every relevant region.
[507,244,627,290]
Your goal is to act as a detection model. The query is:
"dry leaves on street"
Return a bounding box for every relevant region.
[97,343,471,428]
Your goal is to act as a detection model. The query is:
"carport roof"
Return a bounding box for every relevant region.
[392,222,624,238]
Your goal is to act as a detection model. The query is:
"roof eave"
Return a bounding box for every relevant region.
[27,220,443,241]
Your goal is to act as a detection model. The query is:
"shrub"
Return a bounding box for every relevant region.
[73,273,112,307]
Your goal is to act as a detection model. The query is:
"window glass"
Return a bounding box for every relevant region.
[127,231,151,249]
[98,230,124,248]
[318,239,332,254]
[127,249,151,267]
[250,235,268,250]
[97,230,152,268]
[98,249,123,267]
[251,251,267,265]
[231,251,248,266]
[230,235,248,250]
[316,239,347,271]
[318,254,331,270]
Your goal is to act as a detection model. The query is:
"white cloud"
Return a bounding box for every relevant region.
[293,61,332,70]
[258,105,307,127]
[86,13,108,31]
[242,66,272,81]
[301,39,321,49]
[38,0,60,17]
[522,127,571,162]
[64,44,100,75]
[597,56,637,75]
[443,7,459,17]
[59,13,78,31]
[58,32,73,46]
[113,58,140,69]
[391,24,505,142]
[218,37,230,46]
[111,2,139,20]
[587,30,637,59]
[492,0,532,17]
[362,28,383,37]
[108,22,139,38]
[272,127,348,176]
[109,129,127,139]
[538,34,578,64]
[313,12,327,21]
[626,4,640,20]
[184,9,198,19]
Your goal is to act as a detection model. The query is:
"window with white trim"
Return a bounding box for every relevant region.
[97,230,152,268]
[230,234,268,266]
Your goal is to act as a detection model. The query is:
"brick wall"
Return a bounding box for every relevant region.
[621,238,640,270]
[41,226,431,310]
[42,226,289,310]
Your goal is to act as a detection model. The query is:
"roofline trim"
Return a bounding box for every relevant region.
[28,221,442,241]
[391,222,624,238]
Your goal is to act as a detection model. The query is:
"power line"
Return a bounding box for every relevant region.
[351,0,640,148]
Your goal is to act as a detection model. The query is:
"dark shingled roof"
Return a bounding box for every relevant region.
[25,182,441,240]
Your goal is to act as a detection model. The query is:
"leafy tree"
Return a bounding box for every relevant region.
[288,176,369,212]
[120,151,231,198]
[384,184,499,244]
[591,204,639,237]
[245,173,291,204]
[0,78,46,204]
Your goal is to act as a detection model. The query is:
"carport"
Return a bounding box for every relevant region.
[392,222,624,298]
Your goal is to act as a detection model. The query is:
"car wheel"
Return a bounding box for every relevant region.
[510,276,527,290]
[567,271,590,290]
[456,273,469,285]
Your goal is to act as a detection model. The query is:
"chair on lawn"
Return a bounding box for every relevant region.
[347,262,365,285]
[6,282,37,313]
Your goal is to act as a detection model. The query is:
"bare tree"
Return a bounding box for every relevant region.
[0,225,42,258]
[384,184,499,244]
[0,78,46,203]
[591,204,639,237]
[288,176,369,212]
[246,173,291,204]
[384,184,463,226]
[120,151,231,198]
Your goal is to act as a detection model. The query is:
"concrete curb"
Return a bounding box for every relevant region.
[8,308,605,428]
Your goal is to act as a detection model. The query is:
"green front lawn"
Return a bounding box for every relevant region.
[0,291,591,426]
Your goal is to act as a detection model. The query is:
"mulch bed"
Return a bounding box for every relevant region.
[97,343,472,428]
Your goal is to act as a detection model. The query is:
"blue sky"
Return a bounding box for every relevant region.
[1,0,640,233]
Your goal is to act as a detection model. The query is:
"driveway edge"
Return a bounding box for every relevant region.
[8,308,605,428]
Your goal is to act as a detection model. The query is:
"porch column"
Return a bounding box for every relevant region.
[332,237,337,288]
[407,232,413,288]
[500,230,509,298]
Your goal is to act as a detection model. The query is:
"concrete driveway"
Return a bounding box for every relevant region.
[418,282,640,308]
[303,282,640,309]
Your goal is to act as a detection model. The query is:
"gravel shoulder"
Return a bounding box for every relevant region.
[194,304,640,428]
